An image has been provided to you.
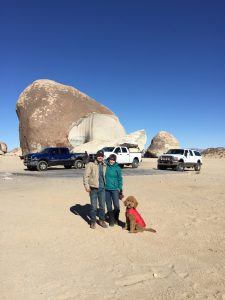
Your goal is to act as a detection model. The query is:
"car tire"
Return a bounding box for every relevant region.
[74,159,83,169]
[194,162,201,171]
[27,166,36,171]
[132,158,139,168]
[64,165,72,169]
[176,162,184,172]
[37,161,48,171]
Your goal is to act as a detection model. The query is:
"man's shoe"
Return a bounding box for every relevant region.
[99,220,108,228]
[90,222,96,229]
[109,220,114,227]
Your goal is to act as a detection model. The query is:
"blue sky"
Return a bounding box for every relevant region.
[0,0,224,150]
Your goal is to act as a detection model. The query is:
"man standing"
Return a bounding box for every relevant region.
[83,150,108,229]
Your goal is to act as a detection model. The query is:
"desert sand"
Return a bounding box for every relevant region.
[0,156,225,300]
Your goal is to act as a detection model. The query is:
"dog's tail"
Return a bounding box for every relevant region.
[145,228,156,233]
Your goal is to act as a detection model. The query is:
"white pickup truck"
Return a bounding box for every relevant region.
[157,149,202,171]
[101,146,142,168]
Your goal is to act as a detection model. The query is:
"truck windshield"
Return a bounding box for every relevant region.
[39,148,51,154]
[102,147,114,152]
[166,149,184,155]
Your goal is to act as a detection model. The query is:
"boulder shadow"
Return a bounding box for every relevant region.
[70,204,91,225]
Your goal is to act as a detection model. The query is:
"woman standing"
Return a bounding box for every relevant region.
[105,154,123,226]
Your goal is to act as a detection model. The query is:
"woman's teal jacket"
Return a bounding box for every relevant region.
[105,162,123,191]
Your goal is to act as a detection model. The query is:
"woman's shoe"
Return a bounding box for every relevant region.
[90,222,96,229]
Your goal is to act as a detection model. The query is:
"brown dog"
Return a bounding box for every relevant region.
[123,196,156,233]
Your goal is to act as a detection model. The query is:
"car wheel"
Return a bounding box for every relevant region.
[27,166,36,171]
[119,164,124,168]
[132,158,139,168]
[37,161,48,171]
[74,159,83,169]
[64,165,72,169]
[157,165,162,170]
[194,163,201,171]
[176,162,184,172]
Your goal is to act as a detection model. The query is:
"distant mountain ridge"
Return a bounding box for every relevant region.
[201,147,225,158]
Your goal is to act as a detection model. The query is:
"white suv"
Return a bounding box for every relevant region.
[157,149,202,171]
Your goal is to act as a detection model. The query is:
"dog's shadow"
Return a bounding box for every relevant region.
[70,204,91,225]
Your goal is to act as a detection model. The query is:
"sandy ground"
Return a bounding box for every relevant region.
[0,156,225,300]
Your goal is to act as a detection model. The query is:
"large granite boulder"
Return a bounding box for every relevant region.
[146,131,180,157]
[17,80,147,155]
[16,80,114,154]
[0,142,7,153]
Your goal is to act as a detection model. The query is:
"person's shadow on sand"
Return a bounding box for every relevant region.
[70,204,91,225]
[70,204,126,228]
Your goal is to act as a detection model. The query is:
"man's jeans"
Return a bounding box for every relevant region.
[105,190,120,212]
[89,187,106,223]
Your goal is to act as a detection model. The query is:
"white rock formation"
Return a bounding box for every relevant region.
[118,130,147,151]
[68,113,126,147]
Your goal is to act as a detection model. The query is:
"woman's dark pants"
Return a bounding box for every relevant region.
[105,190,120,225]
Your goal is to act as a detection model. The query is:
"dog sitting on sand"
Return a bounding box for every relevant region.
[123,196,156,233]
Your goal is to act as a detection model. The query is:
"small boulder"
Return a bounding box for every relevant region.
[0,142,7,153]
[146,131,180,157]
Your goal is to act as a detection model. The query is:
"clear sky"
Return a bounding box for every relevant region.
[0,0,224,151]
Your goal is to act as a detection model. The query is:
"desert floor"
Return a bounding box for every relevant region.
[0,156,225,300]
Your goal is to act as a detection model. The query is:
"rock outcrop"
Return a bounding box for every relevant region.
[71,129,147,153]
[145,131,180,157]
[117,130,147,152]
[0,142,7,154]
[16,80,114,154]
[201,147,225,158]
[68,113,126,148]
[72,130,147,153]
[16,80,147,154]
[6,147,22,157]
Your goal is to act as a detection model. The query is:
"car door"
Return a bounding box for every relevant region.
[189,150,197,164]
[121,147,130,163]
[49,148,60,166]
[113,147,122,163]
[60,148,71,165]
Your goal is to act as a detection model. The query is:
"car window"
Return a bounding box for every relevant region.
[122,147,128,153]
[60,148,68,154]
[39,148,50,154]
[51,148,59,155]
[166,149,184,155]
[194,151,201,156]
[114,147,121,154]
[102,147,114,152]
[189,150,193,156]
